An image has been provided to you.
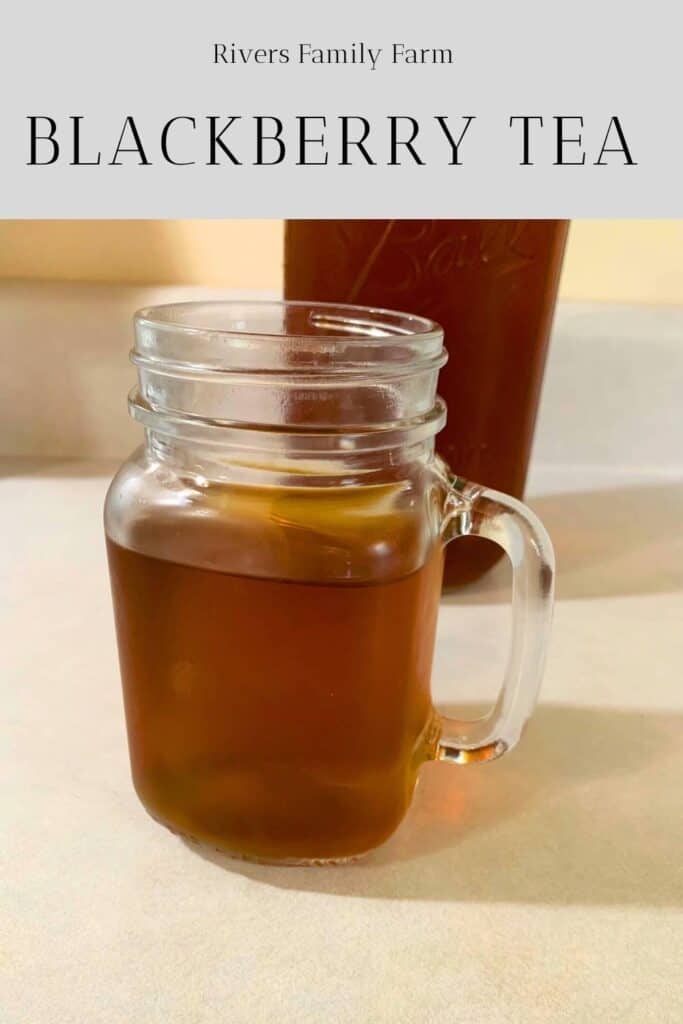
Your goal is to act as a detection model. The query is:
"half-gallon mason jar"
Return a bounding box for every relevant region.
[105,301,554,864]
[284,220,568,585]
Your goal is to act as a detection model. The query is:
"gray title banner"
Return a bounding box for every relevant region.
[1,0,679,216]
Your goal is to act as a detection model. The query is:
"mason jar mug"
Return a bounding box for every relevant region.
[105,301,554,864]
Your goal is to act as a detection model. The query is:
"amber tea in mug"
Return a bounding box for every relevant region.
[105,301,554,863]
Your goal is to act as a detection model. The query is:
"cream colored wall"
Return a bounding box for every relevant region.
[0,220,283,289]
[561,222,683,305]
[1,220,682,304]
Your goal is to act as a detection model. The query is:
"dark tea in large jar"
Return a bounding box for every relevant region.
[284,220,568,585]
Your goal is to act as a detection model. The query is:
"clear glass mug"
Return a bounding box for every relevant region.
[105,301,554,864]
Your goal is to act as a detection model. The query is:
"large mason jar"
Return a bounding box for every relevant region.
[284,220,568,585]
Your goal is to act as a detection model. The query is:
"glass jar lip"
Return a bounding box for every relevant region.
[135,299,442,344]
[130,299,447,451]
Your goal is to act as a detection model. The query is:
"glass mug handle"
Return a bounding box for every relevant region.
[435,467,555,764]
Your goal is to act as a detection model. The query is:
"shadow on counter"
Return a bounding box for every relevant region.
[442,481,683,602]
[186,702,683,907]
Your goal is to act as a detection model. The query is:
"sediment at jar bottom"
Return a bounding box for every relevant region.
[106,537,443,862]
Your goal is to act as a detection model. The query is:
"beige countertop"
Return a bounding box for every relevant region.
[2,299,682,1023]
